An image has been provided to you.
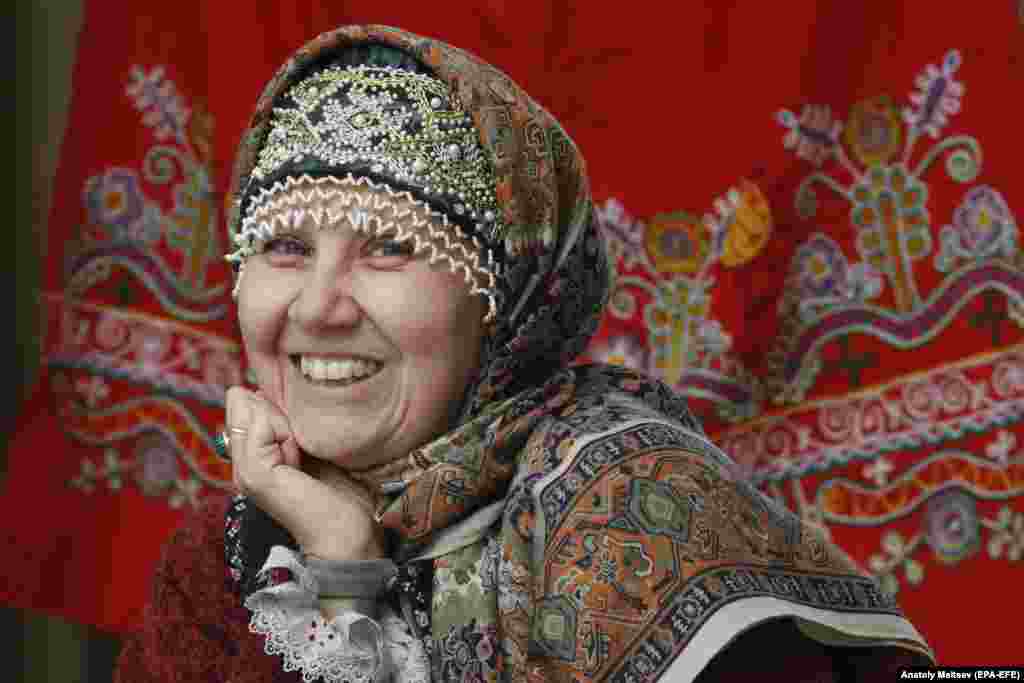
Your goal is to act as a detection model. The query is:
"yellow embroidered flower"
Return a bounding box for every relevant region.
[844,96,902,168]
[718,179,772,267]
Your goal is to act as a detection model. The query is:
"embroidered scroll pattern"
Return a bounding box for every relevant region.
[49,66,240,506]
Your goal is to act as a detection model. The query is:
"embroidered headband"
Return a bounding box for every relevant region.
[227,174,499,322]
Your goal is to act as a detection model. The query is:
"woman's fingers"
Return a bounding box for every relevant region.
[226,386,295,498]
[225,386,252,492]
[223,386,383,557]
[245,388,301,468]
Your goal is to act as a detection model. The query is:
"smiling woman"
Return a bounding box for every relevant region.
[114,26,934,683]
[235,177,487,473]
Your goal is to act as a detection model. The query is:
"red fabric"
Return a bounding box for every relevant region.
[3,0,238,633]
[112,494,305,683]
[4,0,1021,667]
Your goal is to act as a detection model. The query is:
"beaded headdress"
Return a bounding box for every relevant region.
[226,60,503,322]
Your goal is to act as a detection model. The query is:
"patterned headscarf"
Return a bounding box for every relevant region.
[225,24,611,588]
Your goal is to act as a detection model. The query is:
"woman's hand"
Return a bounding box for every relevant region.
[226,386,386,561]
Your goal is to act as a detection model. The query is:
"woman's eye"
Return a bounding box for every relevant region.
[365,239,416,259]
[263,237,311,258]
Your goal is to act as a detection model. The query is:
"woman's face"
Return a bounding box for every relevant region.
[237,182,486,470]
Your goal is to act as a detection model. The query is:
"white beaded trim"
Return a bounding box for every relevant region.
[227,175,498,323]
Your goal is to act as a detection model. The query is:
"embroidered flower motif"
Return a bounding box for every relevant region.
[985,430,1016,468]
[83,168,146,234]
[168,167,220,286]
[792,234,850,300]
[588,335,647,372]
[168,475,201,509]
[188,99,216,164]
[647,277,713,386]
[126,65,191,142]
[936,186,1018,271]
[868,531,924,596]
[69,458,100,494]
[102,448,124,491]
[843,263,884,302]
[863,456,894,487]
[776,104,842,166]
[696,319,732,355]
[134,327,173,374]
[75,375,110,408]
[844,95,903,168]
[68,449,124,493]
[986,506,1024,562]
[903,49,964,139]
[924,490,980,565]
[789,235,881,317]
[595,198,646,268]
[851,164,932,313]
[131,202,164,245]
[134,433,181,496]
[177,338,202,371]
[644,211,711,275]
[714,179,773,268]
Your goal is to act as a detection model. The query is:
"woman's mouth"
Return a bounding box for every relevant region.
[289,354,384,388]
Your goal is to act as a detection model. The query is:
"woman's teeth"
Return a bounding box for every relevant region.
[297,356,382,385]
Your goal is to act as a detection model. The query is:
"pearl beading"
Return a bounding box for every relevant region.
[227,175,499,323]
[246,65,504,245]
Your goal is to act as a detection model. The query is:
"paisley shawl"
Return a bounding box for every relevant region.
[222,26,933,681]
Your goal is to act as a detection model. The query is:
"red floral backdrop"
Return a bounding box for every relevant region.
[3,0,1021,665]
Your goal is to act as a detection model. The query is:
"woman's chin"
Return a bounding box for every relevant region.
[294,427,388,470]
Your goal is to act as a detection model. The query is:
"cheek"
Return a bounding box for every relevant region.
[238,279,274,348]
[382,273,480,357]
[238,265,293,336]
[237,268,292,385]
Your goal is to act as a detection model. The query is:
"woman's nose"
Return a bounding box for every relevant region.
[287,263,363,331]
